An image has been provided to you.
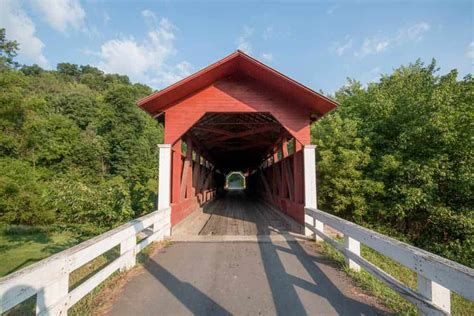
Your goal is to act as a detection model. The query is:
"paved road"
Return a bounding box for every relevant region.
[108,240,388,316]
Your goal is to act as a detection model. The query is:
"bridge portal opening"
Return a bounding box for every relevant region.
[169,111,306,234]
[225,172,246,190]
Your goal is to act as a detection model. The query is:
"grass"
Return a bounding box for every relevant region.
[0,225,83,277]
[320,240,474,316]
[1,224,172,316]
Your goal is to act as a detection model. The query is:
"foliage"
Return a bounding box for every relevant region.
[313,60,474,266]
[0,28,19,69]
[0,32,163,232]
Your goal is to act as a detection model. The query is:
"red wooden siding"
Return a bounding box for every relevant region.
[164,76,312,145]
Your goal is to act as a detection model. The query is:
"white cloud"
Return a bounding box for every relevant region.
[261,52,273,62]
[31,0,85,33]
[367,66,382,83]
[345,22,431,58]
[237,26,253,53]
[151,61,193,86]
[326,5,339,16]
[467,42,474,59]
[0,0,49,67]
[263,26,273,40]
[83,25,101,39]
[334,36,353,56]
[356,37,390,57]
[94,13,192,87]
[103,12,110,25]
[369,66,381,75]
[141,9,156,19]
[396,22,430,42]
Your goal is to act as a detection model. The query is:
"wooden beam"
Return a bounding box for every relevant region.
[186,143,195,199]
[179,138,193,201]
[282,140,289,157]
[283,159,294,201]
[203,168,213,190]
[192,126,234,137]
[171,140,182,204]
[209,125,280,145]
[207,122,277,126]
[258,169,272,196]
[187,133,218,167]
[215,140,273,152]
[193,151,201,191]
[281,141,294,201]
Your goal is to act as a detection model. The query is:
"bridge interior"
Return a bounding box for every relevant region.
[170,111,306,236]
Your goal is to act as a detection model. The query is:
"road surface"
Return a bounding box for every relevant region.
[108,240,388,315]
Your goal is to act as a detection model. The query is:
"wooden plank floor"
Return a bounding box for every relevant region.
[173,191,294,236]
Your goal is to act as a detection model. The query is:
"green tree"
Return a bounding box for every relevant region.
[0,30,163,229]
[314,60,474,266]
[0,28,19,68]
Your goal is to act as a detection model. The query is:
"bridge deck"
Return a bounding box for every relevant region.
[173,190,301,237]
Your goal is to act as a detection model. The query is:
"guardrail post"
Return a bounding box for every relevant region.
[153,208,171,240]
[36,260,69,315]
[417,274,450,315]
[303,145,322,240]
[344,236,361,272]
[120,236,136,271]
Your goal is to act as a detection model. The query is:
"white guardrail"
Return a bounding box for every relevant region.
[305,207,474,316]
[0,207,171,315]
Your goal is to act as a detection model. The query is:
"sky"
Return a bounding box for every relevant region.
[1,0,473,94]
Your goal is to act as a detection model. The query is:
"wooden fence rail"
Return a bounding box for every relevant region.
[0,207,171,315]
[305,207,474,316]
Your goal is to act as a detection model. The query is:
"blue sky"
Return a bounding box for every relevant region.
[1,0,473,94]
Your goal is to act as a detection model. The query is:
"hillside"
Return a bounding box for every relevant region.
[0,30,163,237]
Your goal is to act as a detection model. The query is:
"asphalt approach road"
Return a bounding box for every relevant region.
[108,240,389,316]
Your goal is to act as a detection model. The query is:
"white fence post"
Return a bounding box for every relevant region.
[303,145,322,240]
[344,235,361,272]
[120,236,136,271]
[36,260,69,315]
[417,274,451,315]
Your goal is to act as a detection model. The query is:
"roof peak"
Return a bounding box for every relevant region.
[137,51,337,117]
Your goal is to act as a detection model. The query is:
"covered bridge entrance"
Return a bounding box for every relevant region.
[139,51,337,238]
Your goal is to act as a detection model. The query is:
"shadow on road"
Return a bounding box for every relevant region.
[144,260,232,316]
[257,237,389,315]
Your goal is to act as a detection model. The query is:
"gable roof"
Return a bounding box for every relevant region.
[137,50,338,117]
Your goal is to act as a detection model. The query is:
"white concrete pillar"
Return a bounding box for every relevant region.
[344,235,361,272]
[157,144,172,210]
[303,145,323,240]
[120,236,136,271]
[417,274,451,315]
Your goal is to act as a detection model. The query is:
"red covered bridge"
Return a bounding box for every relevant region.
[139,50,336,231]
